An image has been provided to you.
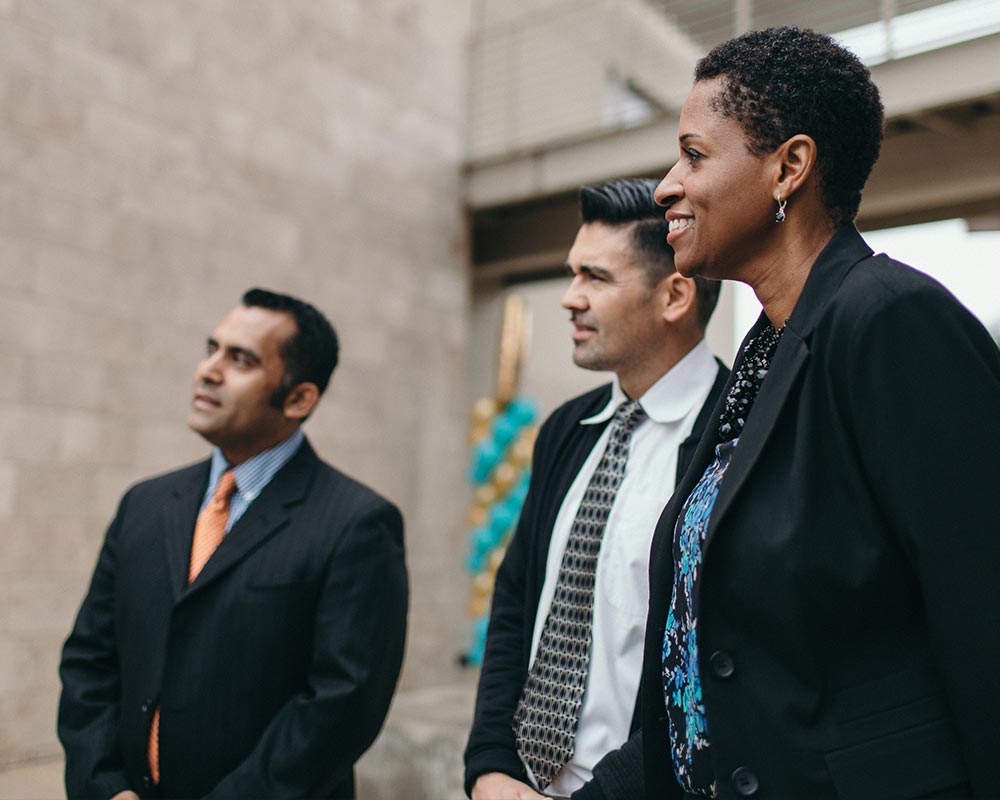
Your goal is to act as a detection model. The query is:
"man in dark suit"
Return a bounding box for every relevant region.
[464,179,728,800]
[58,288,408,800]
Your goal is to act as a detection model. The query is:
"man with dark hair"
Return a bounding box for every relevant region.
[464,178,727,800]
[240,288,340,402]
[58,289,408,800]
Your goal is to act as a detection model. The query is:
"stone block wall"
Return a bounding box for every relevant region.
[0,0,473,767]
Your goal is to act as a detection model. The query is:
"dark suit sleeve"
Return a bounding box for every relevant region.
[58,492,134,800]
[569,730,644,800]
[464,416,567,796]
[204,500,408,799]
[841,281,1000,794]
[470,482,645,800]
[463,478,537,794]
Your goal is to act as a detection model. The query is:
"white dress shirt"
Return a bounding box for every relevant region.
[523,340,718,796]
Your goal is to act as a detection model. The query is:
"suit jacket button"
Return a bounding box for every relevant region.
[731,767,759,796]
[143,776,152,788]
[710,650,736,679]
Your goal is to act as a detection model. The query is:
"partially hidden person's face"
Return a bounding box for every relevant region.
[654,77,775,281]
[561,221,667,380]
[187,305,298,464]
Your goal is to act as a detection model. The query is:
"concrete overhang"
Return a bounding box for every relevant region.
[465,31,1000,221]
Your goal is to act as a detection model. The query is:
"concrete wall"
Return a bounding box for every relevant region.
[467,0,700,162]
[468,0,605,159]
[0,0,472,768]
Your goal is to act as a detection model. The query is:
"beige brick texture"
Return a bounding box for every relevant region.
[0,0,472,767]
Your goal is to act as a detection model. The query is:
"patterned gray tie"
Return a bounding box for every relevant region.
[513,399,647,789]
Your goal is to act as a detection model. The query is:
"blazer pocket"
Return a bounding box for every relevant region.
[241,577,313,615]
[825,718,968,800]
[245,576,308,591]
[835,692,951,743]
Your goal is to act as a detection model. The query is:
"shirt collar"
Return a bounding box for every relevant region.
[580,339,716,426]
[207,428,305,502]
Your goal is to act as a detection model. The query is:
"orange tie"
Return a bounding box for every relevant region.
[148,470,237,784]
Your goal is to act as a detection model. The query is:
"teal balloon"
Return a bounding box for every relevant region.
[510,473,531,504]
[471,438,502,483]
[505,492,525,519]
[466,613,490,665]
[465,549,484,573]
[473,524,493,550]
[492,415,518,449]
[489,505,516,541]
[465,644,483,666]
[506,397,538,426]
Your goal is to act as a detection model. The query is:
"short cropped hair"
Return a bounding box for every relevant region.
[242,288,339,403]
[695,26,884,225]
[579,178,721,330]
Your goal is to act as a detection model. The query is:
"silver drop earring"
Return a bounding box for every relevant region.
[775,197,787,223]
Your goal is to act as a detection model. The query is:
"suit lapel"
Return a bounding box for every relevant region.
[701,224,873,556]
[649,360,736,604]
[702,327,809,554]
[650,360,731,602]
[178,440,318,602]
[674,361,729,485]
[162,462,211,599]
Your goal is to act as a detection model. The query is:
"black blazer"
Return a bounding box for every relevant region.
[640,225,1000,799]
[58,439,408,800]
[465,363,729,799]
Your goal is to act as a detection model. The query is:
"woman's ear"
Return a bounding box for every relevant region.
[774,133,818,202]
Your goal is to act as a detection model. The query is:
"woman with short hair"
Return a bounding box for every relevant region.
[637,26,1000,799]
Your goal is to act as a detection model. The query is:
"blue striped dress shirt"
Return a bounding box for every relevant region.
[201,428,305,532]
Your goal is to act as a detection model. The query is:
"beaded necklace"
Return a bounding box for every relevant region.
[717,323,784,443]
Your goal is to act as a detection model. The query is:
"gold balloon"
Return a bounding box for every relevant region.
[468,595,488,618]
[491,461,518,494]
[466,505,488,528]
[488,548,506,572]
[496,294,531,406]
[468,422,491,444]
[509,437,533,467]
[475,485,497,507]
[471,397,498,425]
[521,426,539,448]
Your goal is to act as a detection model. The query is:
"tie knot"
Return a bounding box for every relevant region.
[613,400,646,432]
[213,470,237,504]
